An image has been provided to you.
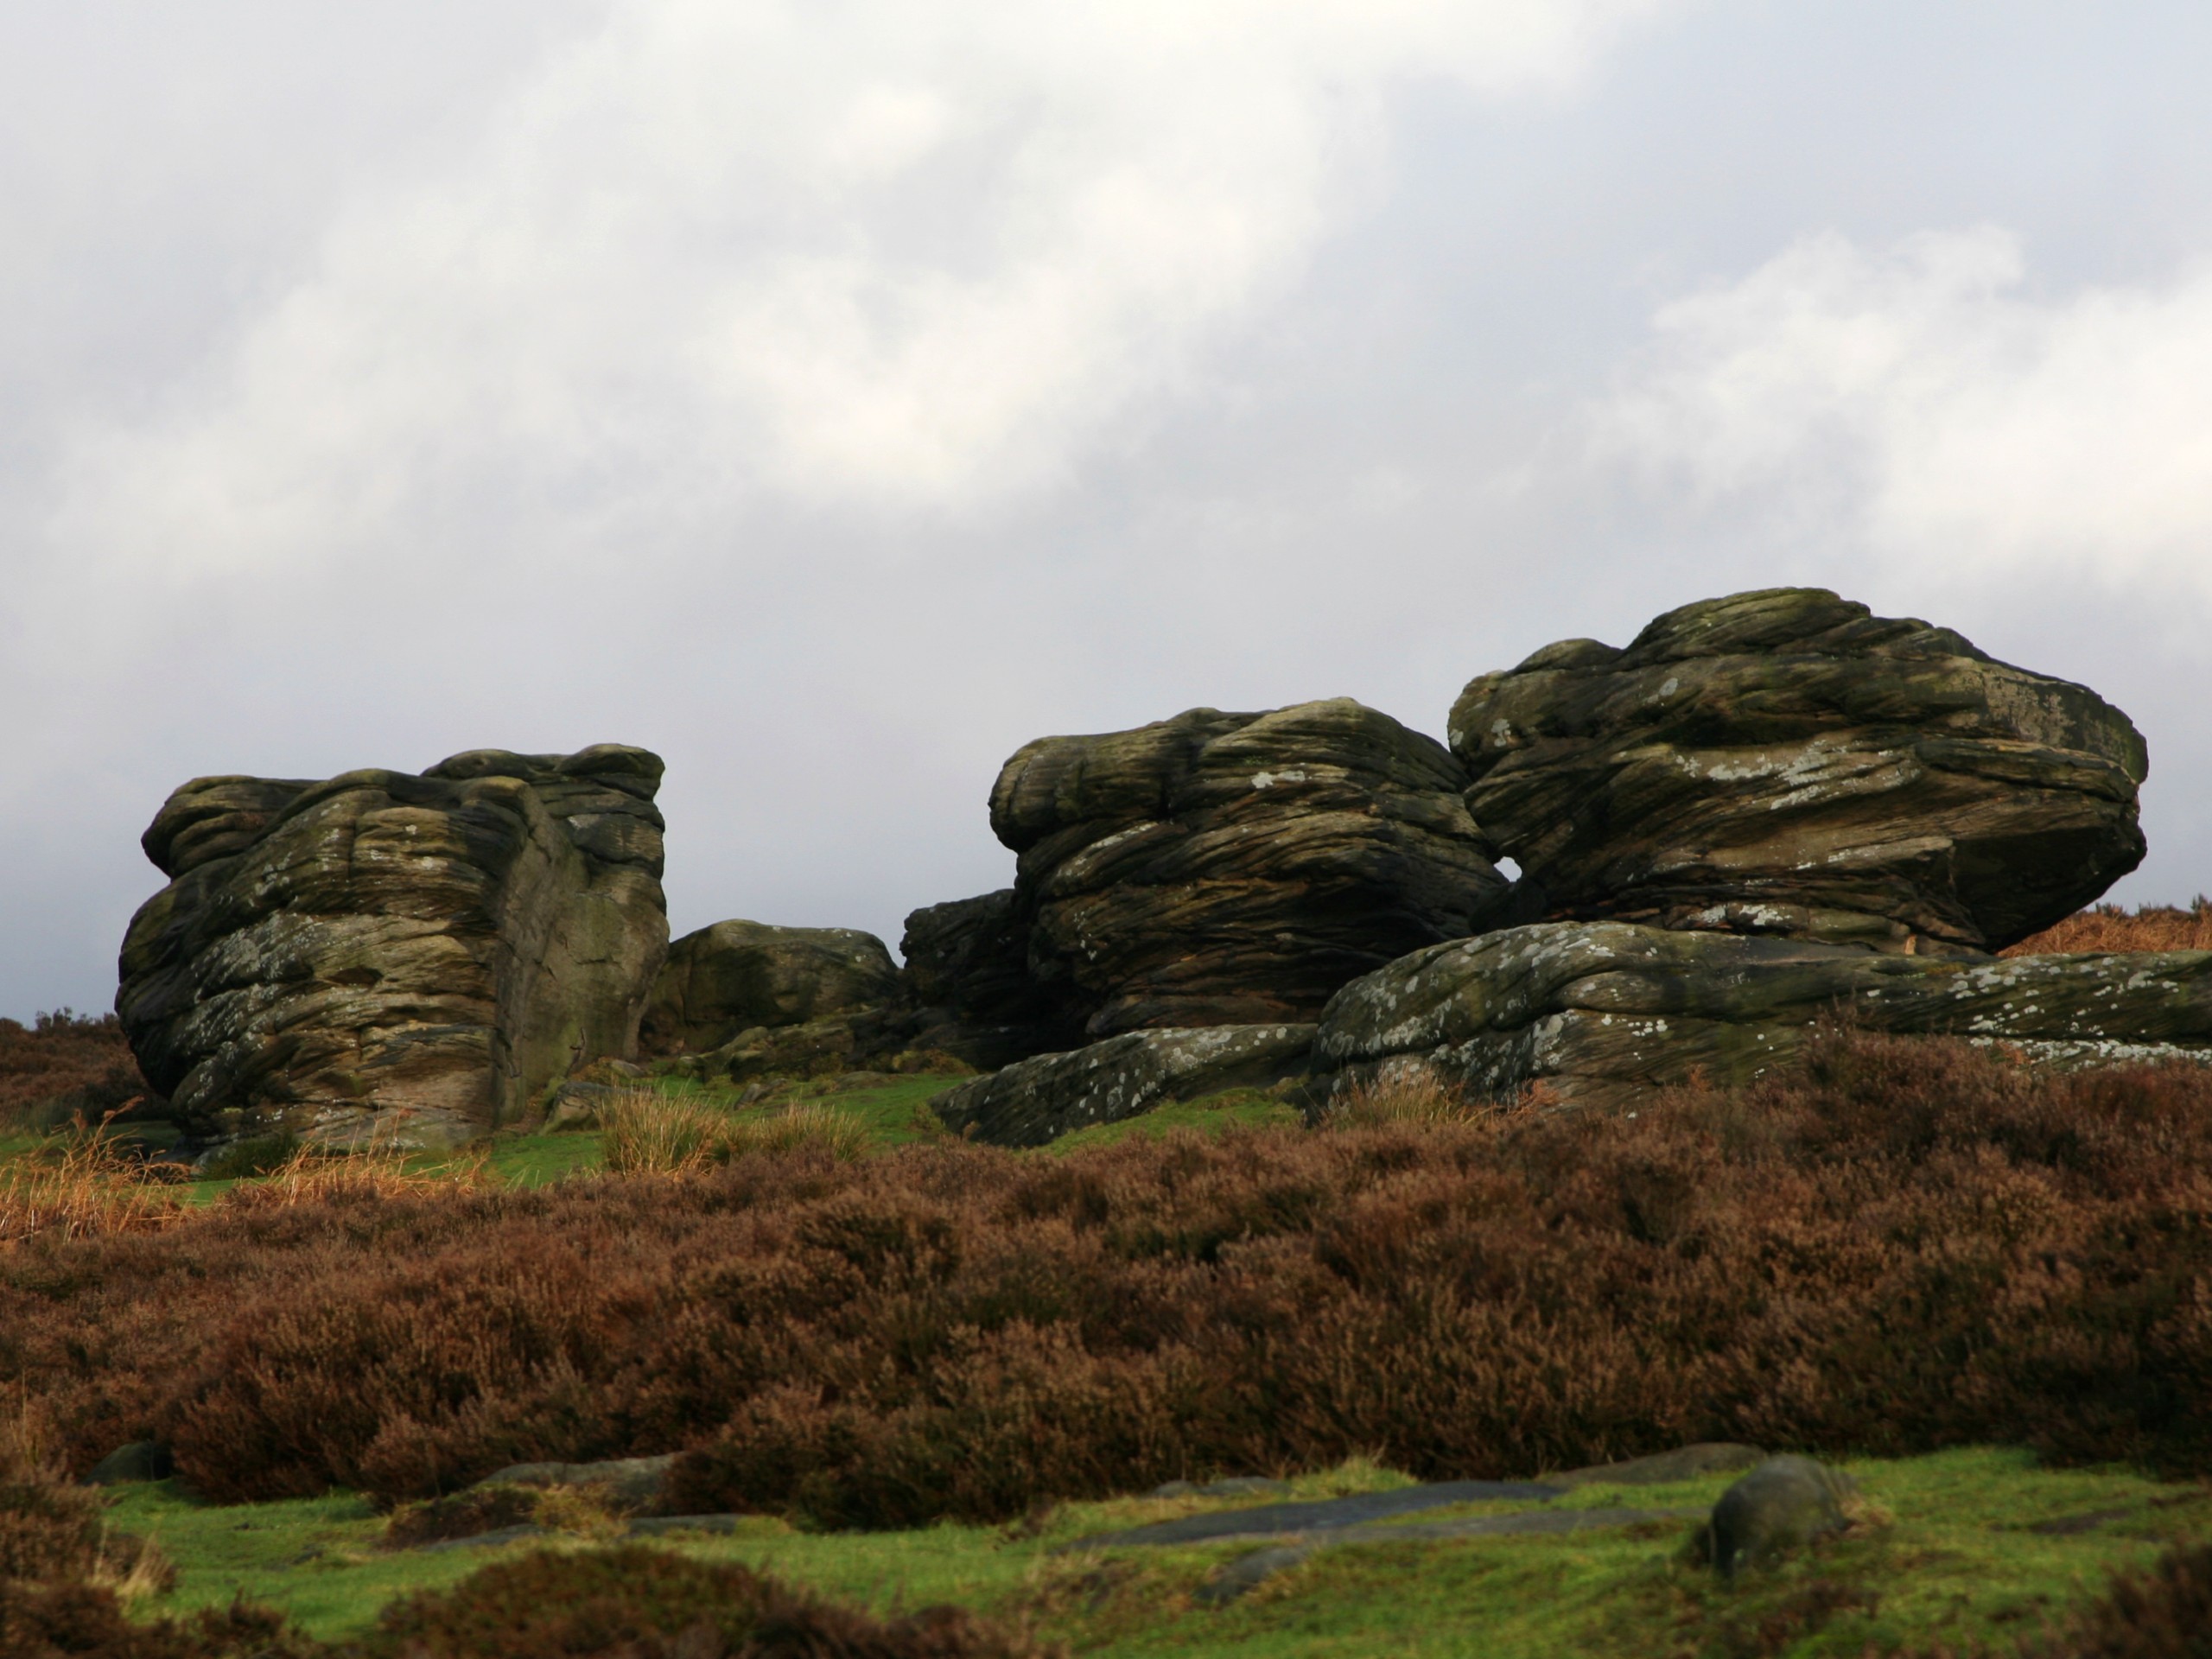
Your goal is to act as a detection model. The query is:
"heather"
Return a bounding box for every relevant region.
[2005,899,2212,957]
[6,1029,2212,1535]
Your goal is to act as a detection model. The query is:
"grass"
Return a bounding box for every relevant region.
[92,1447,2212,1656]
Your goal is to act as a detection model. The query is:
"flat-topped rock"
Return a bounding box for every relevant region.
[1314,921,2212,1109]
[989,698,1515,1038]
[643,920,900,1054]
[118,745,668,1134]
[1448,588,2147,954]
[931,1024,1315,1147]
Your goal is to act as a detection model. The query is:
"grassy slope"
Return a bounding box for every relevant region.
[101,1448,2212,1656]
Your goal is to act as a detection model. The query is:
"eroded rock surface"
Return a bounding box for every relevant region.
[118,745,668,1137]
[989,698,1515,1038]
[643,920,900,1054]
[1314,921,2212,1110]
[931,1024,1315,1147]
[899,890,1078,1067]
[1449,588,2147,953]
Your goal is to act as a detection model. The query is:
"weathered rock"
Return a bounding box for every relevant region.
[118,745,668,1134]
[642,920,901,1054]
[1696,1454,1857,1578]
[931,1024,1316,1147]
[1554,1444,1766,1488]
[990,699,1516,1038]
[1449,588,2147,953]
[474,1455,675,1515]
[899,890,1077,1067]
[1314,921,2212,1110]
[82,1441,173,1486]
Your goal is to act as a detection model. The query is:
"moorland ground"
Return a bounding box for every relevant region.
[5,903,2212,1657]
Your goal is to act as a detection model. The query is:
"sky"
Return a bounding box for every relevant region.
[6,1,2212,1019]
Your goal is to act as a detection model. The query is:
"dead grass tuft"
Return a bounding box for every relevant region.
[0,1122,188,1249]
[1317,1068,1497,1128]
[602,1090,868,1173]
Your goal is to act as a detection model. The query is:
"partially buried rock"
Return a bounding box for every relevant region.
[82,1441,173,1486]
[642,920,901,1054]
[1313,921,2212,1111]
[989,698,1516,1038]
[1696,1455,1857,1578]
[1449,588,2147,954]
[118,745,668,1139]
[932,1024,1314,1147]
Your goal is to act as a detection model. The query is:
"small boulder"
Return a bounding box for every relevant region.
[932,1024,1315,1147]
[643,920,900,1054]
[1697,1454,1857,1578]
[473,1454,675,1515]
[82,1441,173,1486]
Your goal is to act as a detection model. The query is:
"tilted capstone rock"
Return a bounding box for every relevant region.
[988,698,1517,1039]
[931,1024,1316,1147]
[1313,921,2212,1112]
[1448,588,2147,954]
[642,920,901,1054]
[118,745,668,1142]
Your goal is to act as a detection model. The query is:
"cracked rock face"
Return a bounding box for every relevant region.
[642,920,900,1054]
[118,745,669,1135]
[1447,588,2147,954]
[988,698,1516,1039]
[1313,921,2212,1111]
[931,1023,1316,1147]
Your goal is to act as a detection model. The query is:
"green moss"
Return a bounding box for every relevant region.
[100,1446,2209,1656]
[1046,1089,1306,1154]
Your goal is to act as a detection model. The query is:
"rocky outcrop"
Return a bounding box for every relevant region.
[988,698,1516,1039]
[931,1024,1315,1147]
[642,920,900,1054]
[1694,1455,1857,1579]
[1313,921,2212,1111]
[1448,588,2147,954]
[898,890,1078,1067]
[118,746,668,1140]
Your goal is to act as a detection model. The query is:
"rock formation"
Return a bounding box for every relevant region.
[988,698,1516,1039]
[931,1024,1315,1147]
[1448,588,2147,954]
[643,920,901,1054]
[118,746,668,1143]
[898,890,1079,1067]
[1313,921,2212,1110]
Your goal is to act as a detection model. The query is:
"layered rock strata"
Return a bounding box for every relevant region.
[898,890,1080,1067]
[988,698,1515,1039]
[118,745,668,1141]
[1448,588,2147,954]
[931,1024,1316,1147]
[1313,922,2212,1111]
[643,920,900,1054]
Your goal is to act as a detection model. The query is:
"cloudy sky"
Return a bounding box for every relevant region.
[6,1,2211,1019]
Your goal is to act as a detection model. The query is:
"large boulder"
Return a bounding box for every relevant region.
[898,890,1079,1067]
[931,1024,1315,1147]
[1448,588,2147,954]
[642,920,900,1054]
[118,745,668,1139]
[988,698,1516,1039]
[1314,921,2212,1110]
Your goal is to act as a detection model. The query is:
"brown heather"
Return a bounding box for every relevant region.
[2004,899,2212,957]
[0,1011,146,1130]
[4,1029,2212,1533]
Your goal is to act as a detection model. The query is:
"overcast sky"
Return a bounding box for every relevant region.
[6,1,2211,1020]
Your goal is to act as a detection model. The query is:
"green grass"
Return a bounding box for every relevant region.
[97,1447,2212,1656]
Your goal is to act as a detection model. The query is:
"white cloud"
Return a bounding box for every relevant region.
[43,0,1680,584]
[1598,226,2212,603]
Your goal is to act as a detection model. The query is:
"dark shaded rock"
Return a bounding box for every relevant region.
[931,1024,1314,1147]
[1314,921,2212,1110]
[1449,588,2147,954]
[989,699,1513,1038]
[1554,1444,1766,1488]
[642,920,901,1054]
[118,745,667,1135]
[82,1441,172,1486]
[1696,1454,1856,1578]
[899,890,1083,1067]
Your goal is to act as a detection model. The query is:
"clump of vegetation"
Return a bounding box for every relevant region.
[2004,898,2212,956]
[601,1089,868,1172]
[0,1010,147,1132]
[359,1544,1046,1659]
[1905,1541,2212,1657]
[193,1131,299,1182]
[1316,1067,1497,1128]
[0,1121,187,1249]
